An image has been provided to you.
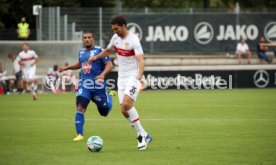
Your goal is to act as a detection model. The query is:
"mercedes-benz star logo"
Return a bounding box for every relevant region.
[127,22,143,40]
[194,22,214,45]
[264,22,276,42]
[253,70,269,88]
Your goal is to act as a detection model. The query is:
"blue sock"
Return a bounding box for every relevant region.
[75,111,84,136]
[107,94,113,110]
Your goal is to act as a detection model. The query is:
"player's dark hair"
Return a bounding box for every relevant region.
[7,52,14,58]
[53,65,58,71]
[22,43,29,46]
[82,31,93,36]
[110,15,127,27]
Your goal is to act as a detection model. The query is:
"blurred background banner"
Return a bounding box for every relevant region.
[1,4,276,88]
[106,69,276,89]
[125,13,276,53]
[1,7,275,54]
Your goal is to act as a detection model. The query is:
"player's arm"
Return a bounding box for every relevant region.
[136,55,144,80]
[96,61,113,81]
[59,62,81,72]
[18,59,24,66]
[31,52,39,66]
[32,57,39,66]
[87,48,113,64]
[259,43,268,51]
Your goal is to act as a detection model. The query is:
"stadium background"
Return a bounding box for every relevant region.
[0,1,276,89]
[0,1,276,165]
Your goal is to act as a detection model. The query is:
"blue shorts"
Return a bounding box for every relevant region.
[76,86,112,116]
[257,52,270,62]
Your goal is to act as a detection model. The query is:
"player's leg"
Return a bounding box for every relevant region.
[23,69,35,99]
[30,68,38,98]
[120,76,152,150]
[73,96,90,141]
[25,68,38,100]
[91,89,113,117]
[16,71,24,94]
[8,79,15,94]
[118,78,134,127]
[118,88,133,126]
[29,79,38,100]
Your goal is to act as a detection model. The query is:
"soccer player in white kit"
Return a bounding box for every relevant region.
[8,52,24,94]
[88,15,152,151]
[46,64,60,93]
[18,43,39,100]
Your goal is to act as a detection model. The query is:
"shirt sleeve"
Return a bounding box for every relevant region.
[17,53,22,60]
[101,56,111,63]
[107,34,116,50]
[32,50,38,58]
[98,49,111,63]
[132,37,144,56]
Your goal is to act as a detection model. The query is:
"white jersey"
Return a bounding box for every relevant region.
[107,32,144,77]
[18,50,38,70]
[236,43,249,53]
[61,69,73,83]
[13,56,21,73]
[61,70,73,77]
[47,68,60,78]
[0,69,7,81]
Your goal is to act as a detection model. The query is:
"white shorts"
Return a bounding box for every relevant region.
[22,67,36,81]
[117,75,141,104]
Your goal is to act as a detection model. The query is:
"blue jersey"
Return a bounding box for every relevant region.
[78,46,111,89]
[79,46,111,79]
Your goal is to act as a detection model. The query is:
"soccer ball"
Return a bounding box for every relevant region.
[87,136,103,152]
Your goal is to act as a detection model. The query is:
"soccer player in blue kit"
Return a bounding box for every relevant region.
[59,31,114,141]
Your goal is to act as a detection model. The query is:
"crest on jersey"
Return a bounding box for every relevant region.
[82,62,91,74]
[125,43,129,49]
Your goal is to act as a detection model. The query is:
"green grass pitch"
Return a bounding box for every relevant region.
[0,89,276,165]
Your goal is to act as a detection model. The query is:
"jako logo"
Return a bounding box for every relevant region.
[194,22,214,44]
[264,22,276,42]
[127,22,143,40]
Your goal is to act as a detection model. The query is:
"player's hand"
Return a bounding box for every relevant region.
[19,61,24,66]
[58,66,66,72]
[137,74,143,81]
[140,79,145,90]
[96,74,105,84]
[88,56,97,64]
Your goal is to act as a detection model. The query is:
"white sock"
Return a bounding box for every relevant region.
[31,83,35,95]
[34,83,38,91]
[127,117,138,135]
[127,107,147,137]
[50,83,56,92]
